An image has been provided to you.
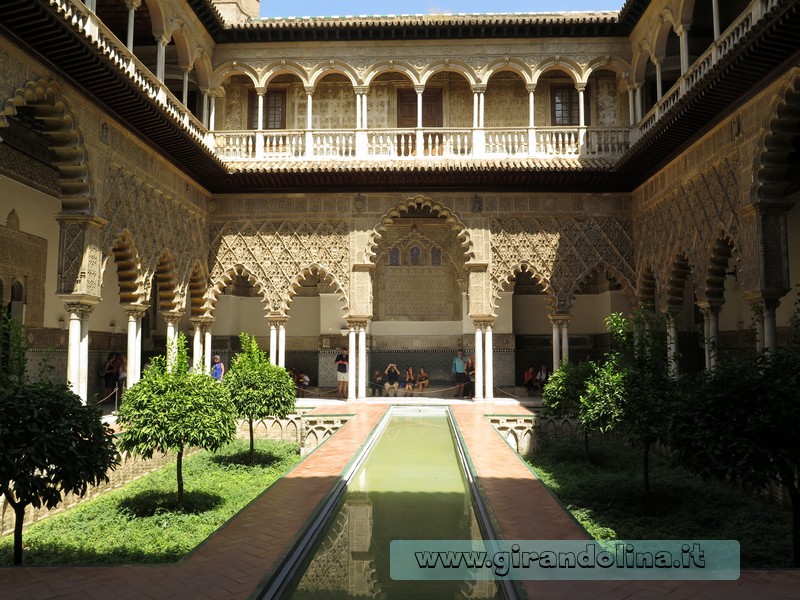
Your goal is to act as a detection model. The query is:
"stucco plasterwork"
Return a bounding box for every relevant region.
[490,216,635,313]
[102,165,208,307]
[209,219,351,314]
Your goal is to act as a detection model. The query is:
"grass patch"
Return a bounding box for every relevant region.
[527,438,793,568]
[0,439,301,566]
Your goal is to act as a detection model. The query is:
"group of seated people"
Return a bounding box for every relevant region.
[523,364,550,396]
[370,364,430,396]
[287,367,311,397]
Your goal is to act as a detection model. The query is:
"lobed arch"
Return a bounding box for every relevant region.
[698,236,738,307]
[206,264,269,317]
[752,71,800,203]
[678,0,699,23]
[365,195,475,265]
[151,250,180,313]
[638,265,659,309]
[532,58,582,85]
[211,62,260,88]
[107,230,146,305]
[363,62,421,87]
[665,251,694,312]
[631,44,655,84]
[492,262,555,312]
[483,58,533,85]
[566,261,638,311]
[284,263,348,316]
[262,62,310,88]
[308,62,360,88]
[185,261,210,319]
[2,79,92,213]
[420,60,478,86]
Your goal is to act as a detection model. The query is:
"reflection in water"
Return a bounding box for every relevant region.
[290,414,499,599]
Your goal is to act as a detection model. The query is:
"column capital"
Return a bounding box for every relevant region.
[160,310,185,326]
[124,303,150,318]
[353,86,369,95]
[471,84,487,93]
[304,86,315,95]
[549,313,572,324]
[60,294,99,318]
[526,83,537,93]
[574,83,587,93]
[124,0,142,10]
[472,318,494,329]
[346,317,369,329]
[254,86,266,95]
[267,314,288,326]
[413,85,426,94]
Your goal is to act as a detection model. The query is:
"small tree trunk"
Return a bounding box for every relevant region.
[583,431,590,462]
[13,501,25,565]
[789,485,800,568]
[249,418,255,463]
[176,447,184,511]
[643,442,652,509]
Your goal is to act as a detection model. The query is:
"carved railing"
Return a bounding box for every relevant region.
[638,0,783,138]
[534,127,581,156]
[51,0,211,150]
[485,128,529,156]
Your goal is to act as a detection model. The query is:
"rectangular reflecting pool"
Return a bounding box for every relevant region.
[284,408,501,599]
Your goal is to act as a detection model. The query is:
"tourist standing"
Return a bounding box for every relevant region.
[211,354,225,381]
[451,350,467,397]
[335,348,349,399]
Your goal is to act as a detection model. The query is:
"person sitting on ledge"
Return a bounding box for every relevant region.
[416,367,430,393]
[384,363,400,397]
[370,369,384,396]
[404,366,415,396]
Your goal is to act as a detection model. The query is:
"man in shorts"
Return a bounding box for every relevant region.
[335,348,348,399]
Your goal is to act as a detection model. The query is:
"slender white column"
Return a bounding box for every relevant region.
[204,328,212,373]
[209,95,216,131]
[708,308,720,368]
[703,309,712,369]
[763,303,777,352]
[269,322,277,364]
[182,69,189,106]
[125,0,140,52]
[474,325,484,402]
[201,91,208,127]
[528,88,535,127]
[67,309,82,397]
[473,91,479,128]
[126,307,145,385]
[478,91,485,128]
[358,324,367,400]
[192,321,203,370]
[416,89,423,128]
[257,92,264,130]
[484,325,494,401]
[347,326,356,401]
[628,86,635,125]
[712,0,720,39]
[79,314,90,403]
[634,85,642,122]
[356,92,362,129]
[155,36,167,82]
[305,90,314,156]
[561,318,570,365]
[754,307,765,352]
[654,58,663,99]
[164,314,182,367]
[577,86,585,127]
[551,319,561,371]
[678,25,690,74]
[667,315,678,378]
[278,321,286,368]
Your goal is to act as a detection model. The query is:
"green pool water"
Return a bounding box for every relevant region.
[288,411,500,599]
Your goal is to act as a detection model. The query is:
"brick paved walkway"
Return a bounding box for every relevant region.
[0,401,798,599]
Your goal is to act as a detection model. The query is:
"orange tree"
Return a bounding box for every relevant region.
[223,333,296,463]
[0,314,118,565]
[116,334,236,510]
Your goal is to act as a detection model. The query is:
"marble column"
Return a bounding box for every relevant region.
[278,319,287,368]
[560,317,570,365]
[191,318,203,371]
[473,324,484,402]
[550,317,561,371]
[269,320,277,364]
[162,312,183,367]
[357,322,367,400]
[124,0,141,52]
[347,325,357,401]
[204,325,213,373]
[484,323,494,401]
[63,300,96,404]
[125,305,147,385]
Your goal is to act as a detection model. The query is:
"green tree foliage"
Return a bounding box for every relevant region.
[584,310,675,505]
[671,342,800,566]
[116,334,236,509]
[224,333,296,462]
[541,360,597,459]
[0,313,118,565]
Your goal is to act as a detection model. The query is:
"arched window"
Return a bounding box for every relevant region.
[389,247,400,266]
[409,245,421,266]
[431,247,442,266]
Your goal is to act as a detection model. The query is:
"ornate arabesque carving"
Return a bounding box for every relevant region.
[634,155,743,305]
[209,219,350,314]
[102,166,208,308]
[490,216,635,313]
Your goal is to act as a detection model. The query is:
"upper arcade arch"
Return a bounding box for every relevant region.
[262,62,311,88]
[363,62,421,87]
[308,62,360,88]
[483,58,532,85]
[584,56,631,80]
[420,61,478,87]
[212,63,260,89]
[531,58,582,85]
